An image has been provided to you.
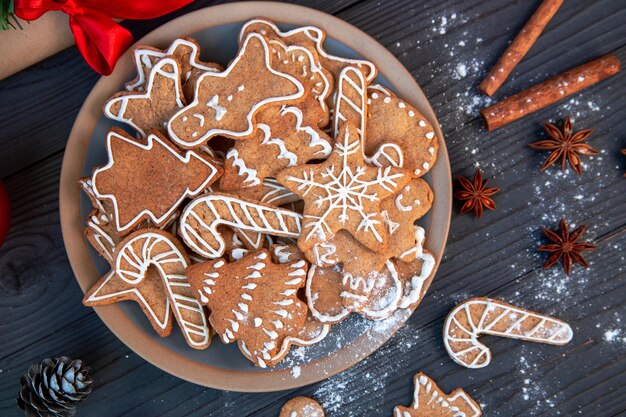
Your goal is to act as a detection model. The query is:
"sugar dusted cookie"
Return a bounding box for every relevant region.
[92,128,221,234]
[367,85,438,177]
[186,249,308,367]
[277,123,411,254]
[306,260,402,323]
[393,373,482,417]
[168,33,305,148]
[104,58,185,137]
[444,298,573,369]
[279,397,325,417]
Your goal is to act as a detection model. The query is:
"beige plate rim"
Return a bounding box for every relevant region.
[59,1,452,392]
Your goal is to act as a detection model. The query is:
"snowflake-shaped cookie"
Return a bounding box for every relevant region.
[277,123,411,253]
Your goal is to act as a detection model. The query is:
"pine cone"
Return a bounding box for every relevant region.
[17,357,92,417]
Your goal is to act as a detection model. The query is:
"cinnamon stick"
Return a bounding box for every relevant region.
[479,0,564,97]
[481,53,621,131]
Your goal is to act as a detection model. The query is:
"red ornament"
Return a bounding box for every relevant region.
[0,180,10,247]
[14,0,196,75]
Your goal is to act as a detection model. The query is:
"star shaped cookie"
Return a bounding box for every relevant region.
[168,33,305,148]
[92,128,221,233]
[104,58,185,137]
[277,123,411,253]
[125,37,222,93]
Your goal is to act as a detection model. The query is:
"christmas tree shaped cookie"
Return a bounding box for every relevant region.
[92,128,221,233]
[186,249,308,367]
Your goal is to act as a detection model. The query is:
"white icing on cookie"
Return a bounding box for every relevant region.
[104,58,184,138]
[92,131,220,233]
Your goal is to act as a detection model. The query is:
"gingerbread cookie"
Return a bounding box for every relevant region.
[393,373,482,417]
[367,85,438,177]
[168,33,305,148]
[104,58,185,137]
[179,193,302,258]
[279,397,325,417]
[84,230,211,349]
[220,109,332,191]
[225,178,299,206]
[306,260,402,323]
[125,37,222,93]
[239,18,377,84]
[186,249,307,367]
[444,297,574,369]
[304,178,433,274]
[92,128,221,233]
[277,123,411,254]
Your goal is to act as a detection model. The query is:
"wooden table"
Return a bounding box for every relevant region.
[1,0,625,415]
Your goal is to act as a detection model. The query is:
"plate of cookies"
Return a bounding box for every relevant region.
[60,2,451,391]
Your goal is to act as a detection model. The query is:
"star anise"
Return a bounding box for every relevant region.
[529,117,598,175]
[537,218,597,275]
[454,169,499,219]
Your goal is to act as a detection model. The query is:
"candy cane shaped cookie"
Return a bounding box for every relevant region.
[333,66,404,167]
[444,297,573,369]
[116,230,211,349]
[179,193,302,258]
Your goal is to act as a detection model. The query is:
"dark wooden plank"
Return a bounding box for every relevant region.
[0,0,625,416]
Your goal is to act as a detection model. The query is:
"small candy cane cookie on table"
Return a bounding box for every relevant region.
[83,230,211,349]
[104,58,186,138]
[91,128,221,234]
[186,249,308,367]
[279,396,325,417]
[444,297,574,369]
[393,373,482,417]
[167,33,305,148]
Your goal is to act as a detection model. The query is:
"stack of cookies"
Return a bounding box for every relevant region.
[82,19,439,368]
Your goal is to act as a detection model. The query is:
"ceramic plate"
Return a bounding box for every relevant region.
[59,2,451,392]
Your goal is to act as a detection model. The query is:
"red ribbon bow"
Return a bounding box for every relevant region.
[15,0,195,75]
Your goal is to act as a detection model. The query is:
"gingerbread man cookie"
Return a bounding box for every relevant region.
[277,123,411,254]
[168,33,305,148]
[92,128,221,233]
[393,373,482,417]
[104,58,185,138]
[186,249,308,367]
